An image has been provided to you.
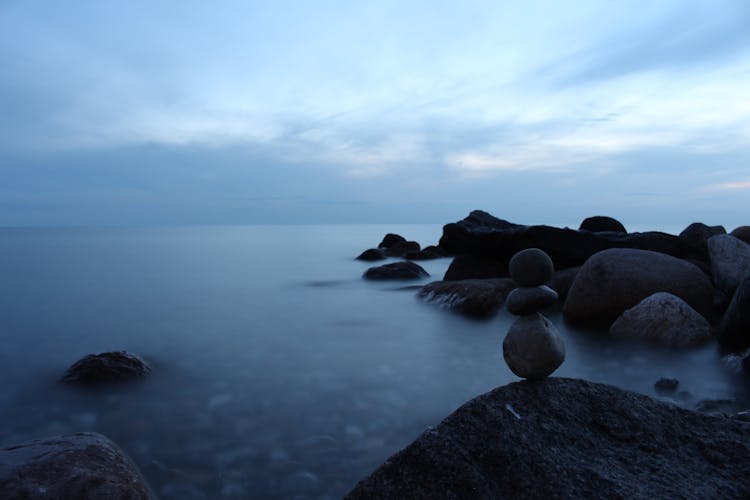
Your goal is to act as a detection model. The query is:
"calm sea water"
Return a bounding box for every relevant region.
[0,225,748,499]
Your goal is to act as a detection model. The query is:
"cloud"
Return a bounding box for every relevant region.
[707,180,750,190]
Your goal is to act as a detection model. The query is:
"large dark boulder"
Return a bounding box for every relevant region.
[443,254,508,281]
[679,222,726,257]
[731,226,750,245]
[563,248,713,324]
[378,233,407,249]
[346,378,750,499]
[363,261,429,280]
[439,210,700,270]
[0,432,156,499]
[61,351,151,385]
[418,279,515,317]
[383,240,421,257]
[579,215,627,233]
[719,273,750,352]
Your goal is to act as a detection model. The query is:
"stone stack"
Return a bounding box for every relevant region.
[502,248,565,380]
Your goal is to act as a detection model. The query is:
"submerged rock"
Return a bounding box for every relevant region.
[346,378,750,499]
[579,215,627,234]
[62,351,151,385]
[502,313,565,380]
[418,278,515,317]
[363,261,429,280]
[0,432,156,499]
[508,248,554,286]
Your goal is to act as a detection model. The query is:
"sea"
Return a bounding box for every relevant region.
[0,224,748,499]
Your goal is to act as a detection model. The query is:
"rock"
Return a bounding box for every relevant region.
[654,377,679,393]
[548,266,580,300]
[405,245,447,260]
[563,248,713,324]
[378,233,406,249]
[734,410,750,423]
[708,234,750,295]
[363,261,429,280]
[61,351,151,385]
[579,215,627,233]
[719,273,750,352]
[346,378,750,499]
[730,226,750,245]
[609,292,712,347]
[418,278,515,318]
[505,286,558,315]
[679,222,726,257]
[502,313,565,380]
[439,210,699,270]
[0,432,156,499]
[443,254,508,281]
[356,248,386,261]
[383,240,420,257]
[508,248,554,286]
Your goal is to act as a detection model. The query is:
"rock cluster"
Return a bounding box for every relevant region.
[356,233,446,261]
[502,248,564,380]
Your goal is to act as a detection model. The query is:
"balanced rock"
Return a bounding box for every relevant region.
[356,248,386,261]
[363,261,429,280]
[579,215,626,233]
[508,248,554,286]
[0,432,156,499]
[418,278,515,317]
[609,292,712,347]
[564,248,713,324]
[719,273,750,352]
[730,226,750,245]
[503,313,565,380]
[506,285,558,315]
[443,254,508,281]
[708,234,750,295]
[62,351,151,385]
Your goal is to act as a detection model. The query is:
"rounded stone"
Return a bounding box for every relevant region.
[506,285,558,315]
[508,248,554,287]
[502,313,565,380]
[579,215,626,234]
[61,351,151,385]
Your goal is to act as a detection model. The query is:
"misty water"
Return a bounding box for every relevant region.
[1,225,748,499]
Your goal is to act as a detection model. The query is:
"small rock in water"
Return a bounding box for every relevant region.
[363,261,429,280]
[508,248,554,287]
[356,248,386,261]
[378,233,407,249]
[61,351,151,385]
[506,285,558,315]
[502,313,565,380]
[654,378,679,393]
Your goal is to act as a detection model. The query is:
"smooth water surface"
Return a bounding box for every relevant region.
[0,225,747,499]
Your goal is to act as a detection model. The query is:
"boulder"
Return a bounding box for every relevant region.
[383,240,420,257]
[356,248,386,261]
[418,279,515,317]
[505,286,558,315]
[719,274,750,352]
[679,222,726,257]
[548,266,580,300]
[609,292,712,347]
[502,313,565,380]
[61,351,151,385]
[508,248,554,286]
[0,432,156,499]
[563,248,713,324]
[378,233,406,249]
[405,245,447,260]
[363,261,429,280]
[708,234,750,295]
[443,254,508,281]
[730,226,750,245]
[579,215,627,233]
[346,378,750,499]
[439,210,699,270]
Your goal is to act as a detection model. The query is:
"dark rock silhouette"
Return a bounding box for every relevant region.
[356,248,386,261]
[730,226,750,245]
[719,273,750,352]
[443,254,508,281]
[378,233,407,249]
[61,351,151,385]
[418,278,515,317]
[579,215,627,233]
[363,261,429,280]
[679,222,725,255]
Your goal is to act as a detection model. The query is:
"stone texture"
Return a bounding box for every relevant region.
[708,234,750,295]
[502,313,565,380]
[418,278,515,317]
[505,285,558,315]
[508,248,554,286]
[563,248,713,324]
[609,292,712,347]
[61,351,151,385]
[347,378,750,499]
[579,215,627,233]
[356,248,386,261]
[0,432,156,499]
[443,254,508,281]
[363,261,429,280]
[719,273,750,352]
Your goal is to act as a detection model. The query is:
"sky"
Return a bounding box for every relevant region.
[1,0,749,228]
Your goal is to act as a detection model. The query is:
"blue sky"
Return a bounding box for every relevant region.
[1,0,749,227]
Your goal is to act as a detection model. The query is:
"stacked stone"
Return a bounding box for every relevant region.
[502,248,566,380]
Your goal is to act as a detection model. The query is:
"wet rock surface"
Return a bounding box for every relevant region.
[0,432,156,499]
[363,261,429,280]
[347,378,750,499]
[418,278,515,317]
[61,351,151,385]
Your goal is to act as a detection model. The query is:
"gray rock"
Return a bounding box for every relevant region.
[579,215,627,233]
[563,248,713,324]
[508,248,554,286]
[731,226,750,245]
[418,278,515,317]
[505,285,558,315]
[0,432,156,499]
[346,378,750,499]
[719,273,750,352]
[356,248,386,261]
[708,234,750,295]
[61,351,151,385]
[363,261,429,280]
[609,292,712,347]
[502,313,565,380]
